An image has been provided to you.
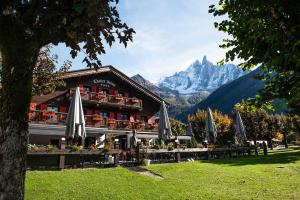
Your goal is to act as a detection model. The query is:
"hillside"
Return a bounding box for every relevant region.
[174,68,264,121]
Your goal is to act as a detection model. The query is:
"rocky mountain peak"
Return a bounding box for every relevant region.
[158,56,248,94]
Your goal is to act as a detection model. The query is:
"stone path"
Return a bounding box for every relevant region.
[126,166,164,179]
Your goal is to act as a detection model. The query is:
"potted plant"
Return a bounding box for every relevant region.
[167,143,174,151]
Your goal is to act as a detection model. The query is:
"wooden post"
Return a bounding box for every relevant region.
[136,142,140,165]
[114,152,119,166]
[59,137,66,170]
[174,140,180,163]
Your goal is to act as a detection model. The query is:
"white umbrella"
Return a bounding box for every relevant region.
[159,101,173,141]
[205,108,217,143]
[236,111,247,142]
[65,87,86,145]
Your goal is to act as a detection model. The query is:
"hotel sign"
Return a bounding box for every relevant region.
[93,79,116,88]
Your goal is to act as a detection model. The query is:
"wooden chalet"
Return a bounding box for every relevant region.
[28,66,170,148]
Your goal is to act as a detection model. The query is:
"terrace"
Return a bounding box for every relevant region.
[28,109,158,131]
[74,88,143,110]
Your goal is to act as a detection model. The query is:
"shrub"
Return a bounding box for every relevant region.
[167,143,174,151]
[188,137,198,148]
[46,144,54,152]
[70,145,80,152]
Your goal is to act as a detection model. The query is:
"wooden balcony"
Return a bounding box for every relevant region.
[28,110,158,132]
[70,90,142,110]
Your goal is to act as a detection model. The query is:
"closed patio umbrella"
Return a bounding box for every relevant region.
[205,108,217,143]
[186,122,194,137]
[159,101,173,141]
[236,111,247,143]
[65,87,86,145]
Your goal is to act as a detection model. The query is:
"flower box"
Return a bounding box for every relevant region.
[130,98,140,103]
[107,119,116,124]
[92,115,103,121]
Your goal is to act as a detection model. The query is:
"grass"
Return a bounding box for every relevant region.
[25,149,300,200]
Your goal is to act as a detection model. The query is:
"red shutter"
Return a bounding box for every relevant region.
[114,90,119,95]
[117,113,122,120]
[125,91,129,98]
[60,106,67,113]
[109,112,115,119]
[40,104,47,110]
[92,86,97,92]
[86,109,93,115]
[135,114,141,122]
[109,89,114,95]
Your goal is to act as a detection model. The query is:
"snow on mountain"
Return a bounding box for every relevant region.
[158,56,248,94]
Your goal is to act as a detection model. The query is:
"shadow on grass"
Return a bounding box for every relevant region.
[201,149,300,166]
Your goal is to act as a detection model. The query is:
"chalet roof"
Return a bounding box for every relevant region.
[61,66,167,105]
[31,90,68,105]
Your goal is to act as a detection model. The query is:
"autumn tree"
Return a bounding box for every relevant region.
[170,118,187,136]
[32,45,71,95]
[0,1,134,199]
[188,109,233,145]
[210,1,300,114]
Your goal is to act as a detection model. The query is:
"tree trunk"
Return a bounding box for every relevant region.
[268,137,273,150]
[0,23,39,200]
[283,132,288,149]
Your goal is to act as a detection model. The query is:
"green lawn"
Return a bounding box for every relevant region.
[25,149,300,200]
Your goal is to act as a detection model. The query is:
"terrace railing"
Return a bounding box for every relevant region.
[71,89,143,110]
[28,110,158,131]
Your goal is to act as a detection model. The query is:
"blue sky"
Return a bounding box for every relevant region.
[52,0,229,83]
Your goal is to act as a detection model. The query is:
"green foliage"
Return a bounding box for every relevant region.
[27,144,38,152]
[32,45,71,95]
[188,137,198,148]
[188,109,233,145]
[26,150,300,200]
[154,143,163,150]
[210,0,300,114]
[167,143,174,151]
[0,0,135,68]
[70,144,80,152]
[170,118,186,136]
[234,102,300,144]
[46,144,54,152]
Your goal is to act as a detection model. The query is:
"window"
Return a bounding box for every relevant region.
[122,114,129,120]
[84,86,91,92]
[47,106,58,112]
[100,112,108,118]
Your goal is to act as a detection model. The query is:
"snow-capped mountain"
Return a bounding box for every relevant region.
[158,56,248,94]
[131,74,209,106]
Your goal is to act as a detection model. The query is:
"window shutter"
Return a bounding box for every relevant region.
[92,86,97,92]
[125,91,129,98]
[117,113,122,120]
[109,112,115,119]
[40,104,47,110]
[86,109,93,115]
[60,106,67,113]
[135,114,141,121]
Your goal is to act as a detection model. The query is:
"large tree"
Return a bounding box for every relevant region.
[32,45,71,96]
[0,1,134,199]
[209,0,300,114]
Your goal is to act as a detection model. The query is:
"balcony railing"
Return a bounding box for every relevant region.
[29,110,158,132]
[70,90,142,110]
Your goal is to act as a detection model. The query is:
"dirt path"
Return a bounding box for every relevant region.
[126,166,164,179]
